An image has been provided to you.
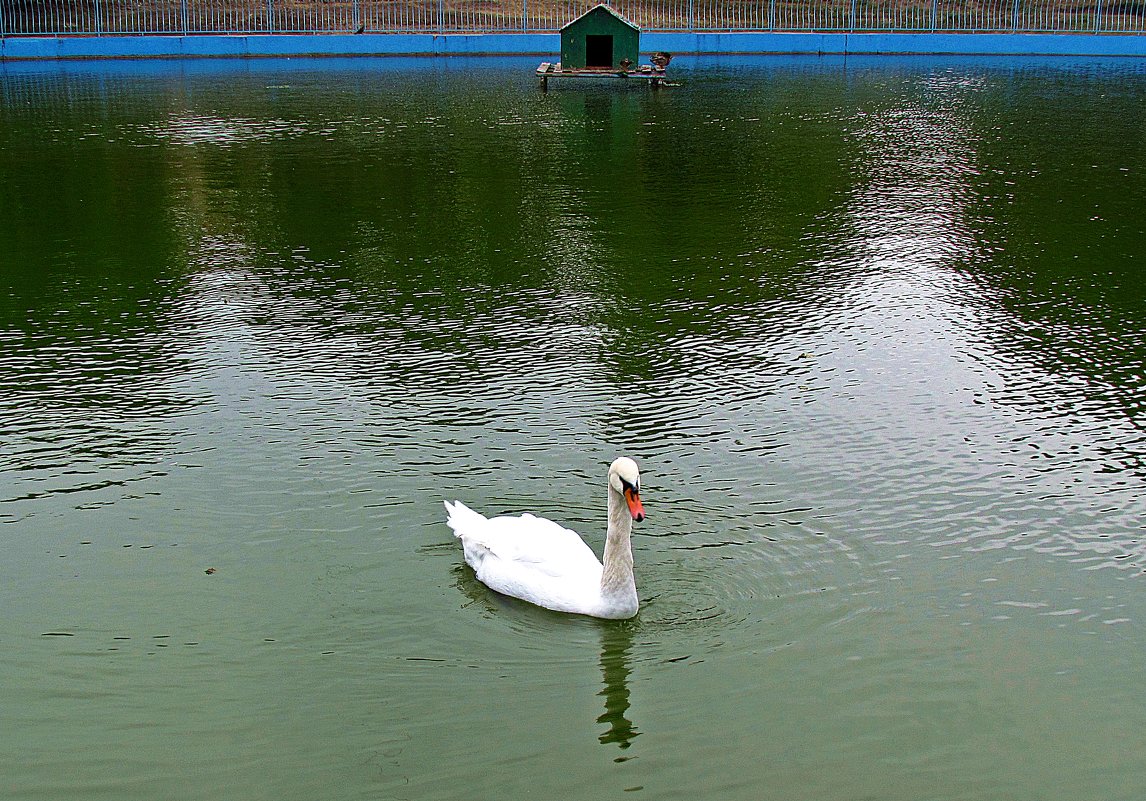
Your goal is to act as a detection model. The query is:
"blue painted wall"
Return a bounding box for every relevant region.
[0,34,560,60]
[2,32,1145,60]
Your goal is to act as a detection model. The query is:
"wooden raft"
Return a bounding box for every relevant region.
[536,62,668,91]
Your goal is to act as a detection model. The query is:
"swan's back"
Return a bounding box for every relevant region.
[444,500,605,613]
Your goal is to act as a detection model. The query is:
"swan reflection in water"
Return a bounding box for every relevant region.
[597,621,640,751]
[449,561,642,751]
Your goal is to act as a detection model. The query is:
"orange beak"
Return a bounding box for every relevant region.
[624,487,645,522]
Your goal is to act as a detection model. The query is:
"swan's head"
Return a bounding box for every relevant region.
[608,457,645,523]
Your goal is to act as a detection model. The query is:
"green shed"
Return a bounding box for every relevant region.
[560,4,640,71]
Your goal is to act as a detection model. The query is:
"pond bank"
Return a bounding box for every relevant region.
[3,31,1145,60]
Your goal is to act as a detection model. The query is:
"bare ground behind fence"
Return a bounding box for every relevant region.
[1,0,1143,35]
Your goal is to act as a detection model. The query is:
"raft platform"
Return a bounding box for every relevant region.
[536,62,669,91]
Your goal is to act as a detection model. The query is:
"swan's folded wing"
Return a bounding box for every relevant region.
[480,513,602,578]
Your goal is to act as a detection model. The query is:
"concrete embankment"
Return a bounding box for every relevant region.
[2,31,1145,60]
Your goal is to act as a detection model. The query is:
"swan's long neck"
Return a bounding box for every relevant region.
[601,487,638,612]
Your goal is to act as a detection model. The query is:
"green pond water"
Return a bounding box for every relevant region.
[1,55,1144,800]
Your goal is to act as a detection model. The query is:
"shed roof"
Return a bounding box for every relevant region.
[560,3,640,32]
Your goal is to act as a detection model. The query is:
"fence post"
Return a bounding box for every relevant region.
[1093,0,1102,31]
[523,0,528,33]
[181,0,189,33]
[768,0,775,30]
[849,0,857,30]
[437,0,443,31]
[930,0,937,30]
[1010,0,1020,30]
[267,0,274,32]
[688,0,694,30]
[95,0,103,35]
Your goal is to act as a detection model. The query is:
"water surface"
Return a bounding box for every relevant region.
[2,55,1145,800]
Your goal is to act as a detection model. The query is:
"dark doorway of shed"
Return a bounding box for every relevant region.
[585,35,613,68]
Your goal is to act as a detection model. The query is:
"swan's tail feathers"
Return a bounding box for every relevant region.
[444,500,487,539]
[445,500,495,570]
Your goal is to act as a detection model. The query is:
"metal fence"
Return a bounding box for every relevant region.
[1,0,1143,35]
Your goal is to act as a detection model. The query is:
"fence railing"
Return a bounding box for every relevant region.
[1,0,1143,35]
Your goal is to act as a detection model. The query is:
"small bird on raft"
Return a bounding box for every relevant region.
[445,457,646,620]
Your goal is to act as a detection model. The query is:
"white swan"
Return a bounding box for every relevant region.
[445,457,645,620]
